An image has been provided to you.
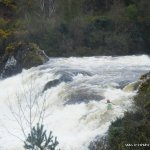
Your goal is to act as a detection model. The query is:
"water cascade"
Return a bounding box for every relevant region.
[0,55,150,150]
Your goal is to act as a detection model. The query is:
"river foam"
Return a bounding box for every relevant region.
[0,55,150,150]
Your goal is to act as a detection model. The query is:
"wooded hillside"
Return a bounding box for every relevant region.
[0,0,150,56]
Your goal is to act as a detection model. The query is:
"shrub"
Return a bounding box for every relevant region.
[0,29,10,39]
[126,4,138,20]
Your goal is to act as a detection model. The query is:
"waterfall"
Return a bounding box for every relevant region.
[0,55,150,150]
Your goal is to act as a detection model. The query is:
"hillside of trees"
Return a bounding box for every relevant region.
[0,0,150,57]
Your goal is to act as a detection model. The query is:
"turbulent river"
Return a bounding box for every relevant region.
[0,55,150,150]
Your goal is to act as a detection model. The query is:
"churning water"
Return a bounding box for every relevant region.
[0,55,150,150]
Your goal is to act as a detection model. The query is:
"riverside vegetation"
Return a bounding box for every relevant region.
[0,0,149,58]
[107,73,150,150]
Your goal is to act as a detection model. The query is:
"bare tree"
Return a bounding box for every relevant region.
[7,78,49,141]
[40,0,56,17]
[2,76,60,150]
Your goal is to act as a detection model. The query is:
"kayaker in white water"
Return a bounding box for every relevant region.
[106,99,115,110]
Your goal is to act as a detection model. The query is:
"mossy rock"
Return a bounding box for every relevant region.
[5,42,48,64]
[22,51,46,69]
[1,41,48,78]
[5,42,41,56]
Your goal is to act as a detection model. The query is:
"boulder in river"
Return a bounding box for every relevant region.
[43,79,61,92]
[123,80,142,92]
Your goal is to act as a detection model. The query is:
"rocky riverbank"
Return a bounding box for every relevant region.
[0,42,48,78]
[90,72,150,150]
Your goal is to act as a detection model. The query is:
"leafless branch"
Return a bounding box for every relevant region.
[5,78,49,142]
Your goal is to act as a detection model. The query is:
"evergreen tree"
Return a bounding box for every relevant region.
[24,123,60,150]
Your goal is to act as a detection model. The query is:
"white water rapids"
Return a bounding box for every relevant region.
[0,55,150,150]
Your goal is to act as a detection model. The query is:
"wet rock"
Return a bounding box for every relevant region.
[43,79,60,92]
[43,75,74,92]
[43,69,92,92]
[123,80,142,92]
[1,56,19,77]
[43,74,74,92]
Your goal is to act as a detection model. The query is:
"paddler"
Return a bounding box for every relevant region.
[106,99,115,110]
